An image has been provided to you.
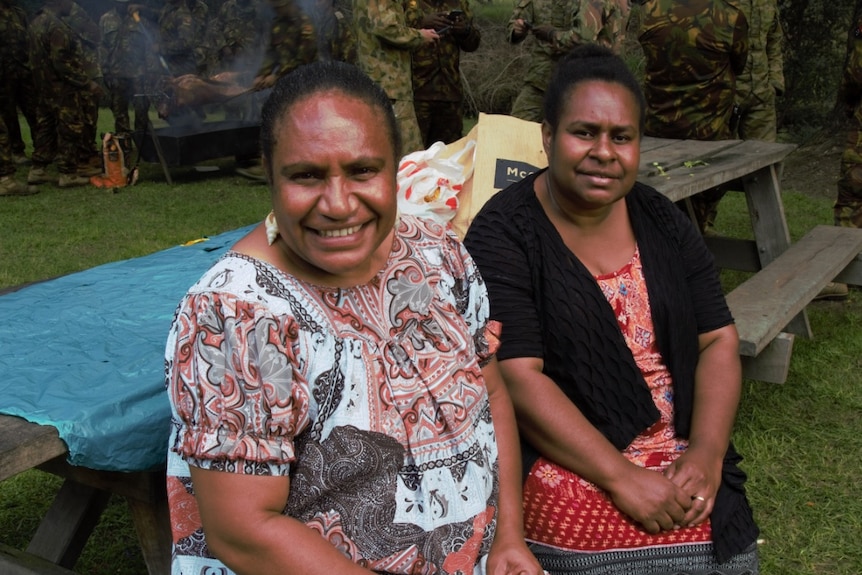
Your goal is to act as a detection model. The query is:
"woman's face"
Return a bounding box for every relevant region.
[542,80,641,212]
[267,90,398,286]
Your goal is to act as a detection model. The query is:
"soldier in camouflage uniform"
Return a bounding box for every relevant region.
[100,0,152,135]
[208,0,268,77]
[638,0,748,233]
[730,0,784,141]
[837,6,862,229]
[0,114,39,196]
[0,0,38,165]
[253,0,317,88]
[158,0,197,76]
[352,0,440,154]
[405,0,480,147]
[28,0,103,188]
[309,0,357,64]
[507,0,628,123]
[238,0,355,181]
[66,1,103,174]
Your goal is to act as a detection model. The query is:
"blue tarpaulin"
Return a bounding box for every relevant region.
[0,225,253,471]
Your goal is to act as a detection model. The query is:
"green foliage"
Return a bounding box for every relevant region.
[777,0,855,133]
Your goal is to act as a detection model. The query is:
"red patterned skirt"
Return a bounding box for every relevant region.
[522,456,712,552]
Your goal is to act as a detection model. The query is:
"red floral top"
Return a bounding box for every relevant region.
[522,246,712,551]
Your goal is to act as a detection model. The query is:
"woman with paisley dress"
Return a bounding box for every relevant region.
[164,60,541,575]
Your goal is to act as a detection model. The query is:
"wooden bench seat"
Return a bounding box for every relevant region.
[0,544,77,575]
[726,225,862,383]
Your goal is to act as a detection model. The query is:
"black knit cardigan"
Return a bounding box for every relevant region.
[464,170,758,563]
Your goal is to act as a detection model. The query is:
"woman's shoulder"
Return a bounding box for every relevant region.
[396,214,477,277]
[466,171,543,239]
[188,250,265,294]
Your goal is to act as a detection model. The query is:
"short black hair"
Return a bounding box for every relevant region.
[259,60,401,173]
[543,44,646,134]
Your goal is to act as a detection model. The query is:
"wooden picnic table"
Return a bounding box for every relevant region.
[638,136,862,383]
[2,135,861,574]
[0,415,170,575]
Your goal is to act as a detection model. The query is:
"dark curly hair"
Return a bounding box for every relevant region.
[259,60,401,178]
[543,44,646,135]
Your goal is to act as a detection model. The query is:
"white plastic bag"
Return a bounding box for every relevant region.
[396,139,476,225]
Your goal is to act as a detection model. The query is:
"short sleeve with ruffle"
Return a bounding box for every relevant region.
[166,288,311,476]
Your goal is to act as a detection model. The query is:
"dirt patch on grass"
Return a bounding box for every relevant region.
[779,131,845,204]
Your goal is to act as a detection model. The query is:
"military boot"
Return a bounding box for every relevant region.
[58,173,92,188]
[27,165,56,185]
[0,175,39,196]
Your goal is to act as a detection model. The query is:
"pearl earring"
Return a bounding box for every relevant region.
[265,211,279,246]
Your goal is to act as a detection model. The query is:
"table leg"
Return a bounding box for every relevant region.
[25,479,111,568]
[146,119,173,185]
[742,163,813,338]
[127,476,172,575]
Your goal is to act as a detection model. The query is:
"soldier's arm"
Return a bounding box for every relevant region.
[603,1,630,55]
[730,9,749,78]
[454,0,480,52]
[369,0,425,50]
[98,14,117,68]
[49,26,91,89]
[765,2,785,95]
[552,2,614,55]
[507,0,532,44]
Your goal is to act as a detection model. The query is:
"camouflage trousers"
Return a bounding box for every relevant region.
[510,84,544,123]
[836,113,862,229]
[392,99,424,156]
[680,187,728,233]
[0,114,14,177]
[414,99,464,149]
[0,66,37,155]
[80,89,100,164]
[31,92,87,174]
[105,76,151,134]
[735,88,777,141]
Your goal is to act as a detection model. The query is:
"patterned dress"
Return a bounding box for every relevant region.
[523,247,711,551]
[521,248,757,574]
[165,215,501,575]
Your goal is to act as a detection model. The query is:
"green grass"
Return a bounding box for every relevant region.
[712,190,862,574]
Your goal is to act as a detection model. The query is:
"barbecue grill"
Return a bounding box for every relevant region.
[133,119,261,184]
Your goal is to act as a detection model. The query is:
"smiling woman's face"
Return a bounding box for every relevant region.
[267,90,399,287]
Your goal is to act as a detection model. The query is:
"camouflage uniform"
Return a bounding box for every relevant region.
[189,0,211,74]
[100,3,153,134]
[0,2,37,159]
[507,0,628,122]
[836,7,862,229]
[310,0,357,64]
[730,0,784,141]
[638,0,749,232]
[159,0,197,76]
[405,0,480,147]
[352,0,426,153]
[66,2,102,166]
[256,0,317,81]
[0,111,14,178]
[209,0,268,75]
[28,3,91,175]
